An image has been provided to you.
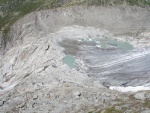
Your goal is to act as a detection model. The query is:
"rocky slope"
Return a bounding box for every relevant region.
[0,6,150,113]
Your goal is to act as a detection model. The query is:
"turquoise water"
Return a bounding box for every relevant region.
[92,38,133,50]
[63,55,76,68]
[100,38,133,50]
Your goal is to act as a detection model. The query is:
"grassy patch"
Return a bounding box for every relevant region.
[96,106,126,113]
[0,0,44,33]
[127,0,150,6]
[76,0,150,7]
[104,107,119,113]
[0,0,62,37]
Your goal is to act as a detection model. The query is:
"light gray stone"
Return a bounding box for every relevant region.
[0,101,4,106]
[74,92,81,97]
[145,93,150,99]
[33,94,38,100]
[141,110,150,113]
[52,64,57,68]
[134,92,146,100]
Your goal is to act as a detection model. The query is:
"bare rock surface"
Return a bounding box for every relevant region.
[0,6,150,112]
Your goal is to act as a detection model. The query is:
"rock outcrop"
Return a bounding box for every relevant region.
[0,6,150,112]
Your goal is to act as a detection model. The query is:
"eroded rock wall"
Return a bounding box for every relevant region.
[3,6,150,52]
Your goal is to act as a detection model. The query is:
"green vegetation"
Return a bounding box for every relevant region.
[102,107,119,113]
[0,0,59,36]
[63,0,150,7]
[95,104,128,113]
[127,0,150,6]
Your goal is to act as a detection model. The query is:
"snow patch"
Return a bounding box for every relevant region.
[110,86,150,92]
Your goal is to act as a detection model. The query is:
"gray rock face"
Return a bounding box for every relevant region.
[2,6,150,52]
[0,6,150,113]
[0,25,115,112]
[1,6,150,89]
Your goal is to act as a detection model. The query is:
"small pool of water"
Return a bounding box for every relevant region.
[81,38,132,50]
[98,38,133,50]
[63,55,76,68]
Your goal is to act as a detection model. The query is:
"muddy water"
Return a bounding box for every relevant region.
[60,38,150,87]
